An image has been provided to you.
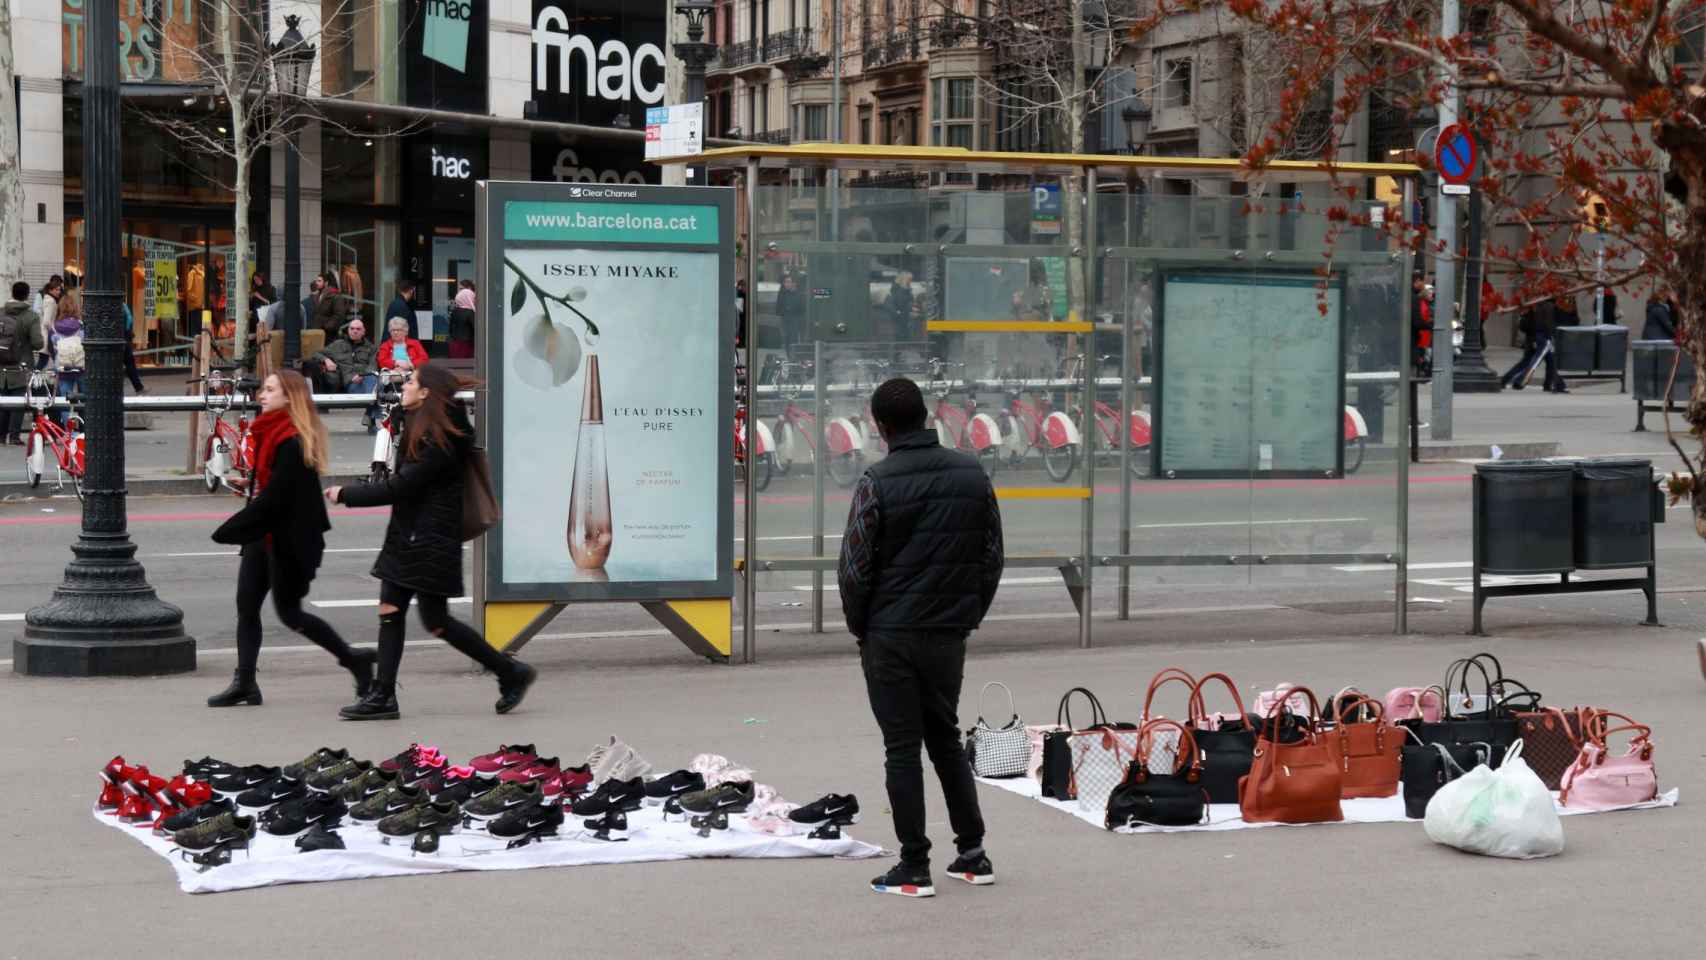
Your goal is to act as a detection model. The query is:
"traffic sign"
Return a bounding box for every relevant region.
[1435,123,1477,186]
[1441,183,1471,196]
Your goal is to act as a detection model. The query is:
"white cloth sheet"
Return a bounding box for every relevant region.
[977,775,1680,834]
[96,804,883,894]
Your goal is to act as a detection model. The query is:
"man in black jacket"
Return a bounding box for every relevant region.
[839,377,1003,898]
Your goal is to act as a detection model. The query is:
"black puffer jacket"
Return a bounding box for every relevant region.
[210,437,329,598]
[339,404,472,597]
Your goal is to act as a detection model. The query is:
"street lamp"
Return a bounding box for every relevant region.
[673,0,718,183]
[16,0,193,674]
[272,15,316,366]
[1121,100,1152,155]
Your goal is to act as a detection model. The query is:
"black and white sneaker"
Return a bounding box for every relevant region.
[788,793,860,826]
[488,799,565,838]
[160,798,235,833]
[183,757,243,780]
[678,780,755,816]
[236,774,309,810]
[643,770,705,804]
[349,783,425,821]
[570,776,646,817]
[208,764,279,795]
[870,862,935,898]
[259,792,348,836]
[945,852,995,886]
[295,823,346,853]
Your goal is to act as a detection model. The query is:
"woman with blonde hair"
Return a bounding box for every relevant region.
[207,369,375,707]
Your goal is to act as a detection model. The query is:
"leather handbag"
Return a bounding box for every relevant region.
[1559,711,1658,810]
[1138,668,1198,773]
[1072,726,1142,815]
[1040,688,1134,800]
[1186,672,1257,805]
[1238,686,1344,824]
[1323,692,1401,799]
[1399,729,1502,819]
[964,682,1029,779]
[1384,686,1444,724]
[1514,706,1596,791]
[1400,660,1518,756]
[1105,719,1207,829]
[460,447,501,542]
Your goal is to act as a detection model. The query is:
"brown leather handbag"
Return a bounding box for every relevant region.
[1238,685,1344,824]
[1515,706,1596,791]
[1323,692,1401,799]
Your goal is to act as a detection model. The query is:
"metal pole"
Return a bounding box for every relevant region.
[742,158,760,663]
[811,338,825,633]
[1430,0,1460,438]
[1453,185,1500,391]
[1396,178,1416,635]
[283,120,302,364]
[1079,169,1097,648]
[829,0,842,239]
[16,0,193,675]
[1119,171,1134,620]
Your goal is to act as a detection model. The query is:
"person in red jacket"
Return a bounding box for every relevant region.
[378,316,428,371]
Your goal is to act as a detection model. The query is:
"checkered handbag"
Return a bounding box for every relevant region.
[1072,727,1142,815]
[965,682,1030,779]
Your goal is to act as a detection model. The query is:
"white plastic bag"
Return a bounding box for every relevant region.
[1423,740,1563,859]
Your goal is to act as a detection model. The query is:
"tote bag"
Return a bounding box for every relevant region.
[965,682,1029,779]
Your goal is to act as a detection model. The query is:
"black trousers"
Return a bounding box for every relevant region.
[122,340,143,391]
[235,542,355,674]
[374,579,515,689]
[860,630,986,866]
[1503,333,1560,389]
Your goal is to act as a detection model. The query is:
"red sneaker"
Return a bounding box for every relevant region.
[98,783,125,809]
[498,756,561,786]
[398,750,448,788]
[179,781,214,808]
[115,793,154,824]
[100,755,128,787]
[469,743,538,778]
[543,764,593,799]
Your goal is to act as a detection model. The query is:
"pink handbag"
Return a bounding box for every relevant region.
[1253,682,1310,718]
[1026,723,1066,782]
[1559,711,1657,810]
[1384,685,1445,723]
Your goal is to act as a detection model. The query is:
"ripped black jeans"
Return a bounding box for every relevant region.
[374,579,515,688]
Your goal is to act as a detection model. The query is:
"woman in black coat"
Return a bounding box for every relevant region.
[326,363,537,720]
[207,370,373,707]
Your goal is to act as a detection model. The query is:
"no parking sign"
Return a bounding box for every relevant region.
[1435,123,1477,194]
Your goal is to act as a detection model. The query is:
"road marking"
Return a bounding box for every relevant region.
[148,547,380,559]
[1334,561,1470,573]
[0,613,21,622]
[310,597,472,609]
[1134,517,1365,530]
[735,534,844,543]
[789,575,1061,592]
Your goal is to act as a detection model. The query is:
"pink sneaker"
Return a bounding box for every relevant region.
[469,743,538,779]
[497,756,561,786]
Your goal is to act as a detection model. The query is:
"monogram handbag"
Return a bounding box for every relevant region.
[1400,728,1502,819]
[1072,726,1142,815]
[1039,688,1134,801]
[1323,692,1401,799]
[1186,672,1257,805]
[1238,686,1344,824]
[1138,668,1198,773]
[964,682,1029,779]
[1399,660,1518,756]
[1105,719,1207,829]
[1514,706,1597,791]
[1559,711,1658,810]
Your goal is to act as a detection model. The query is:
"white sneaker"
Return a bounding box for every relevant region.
[588,737,652,786]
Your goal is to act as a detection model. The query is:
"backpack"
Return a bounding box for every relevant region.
[0,311,19,365]
[56,333,85,370]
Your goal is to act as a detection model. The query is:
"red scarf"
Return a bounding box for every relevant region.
[247,408,298,495]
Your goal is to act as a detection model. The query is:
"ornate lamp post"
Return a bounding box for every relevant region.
[1121,101,1152,155]
[272,16,316,366]
[15,1,193,674]
[675,0,717,109]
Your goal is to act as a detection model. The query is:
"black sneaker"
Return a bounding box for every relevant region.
[305,758,372,792]
[160,797,234,833]
[643,769,705,802]
[431,775,492,807]
[349,783,425,821]
[236,774,309,810]
[570,776,646,816]
[398,756,448,789]
[183,757,243,780]
[870,861,935,898]
[173,811,257,851]
[495,661,538,715]
[788,793,860,826]
[678,780,755,816]
[282,747,350,781]
[334,767,399,804]
[208,764,279,795]
[295,823,346,852]
[463,781,543,820]
[377,800,462,837]
[945,852,995,886]
[259,792,349,835]
[488,799,564,838]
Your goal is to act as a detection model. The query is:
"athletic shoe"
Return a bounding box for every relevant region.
[495,661,538,715]
[377,799,462,837]
[295,823,345,852]
[569,776,645,817]
[100,755,129,788]
[435,775,492,807]
[98,782,126,810]
[788,793,860,826]
[422,765,478,795]
[678,780,755,816]
[236,775,309,810]
[412,829,440,854]
[945,852,995,886]
[463,781,543,820]
[116,793,155,823]
[349,783,425,822]
[334,767,399,804]
[587,737,653,787]
[259,793,348,836]
[398,751,448,788]
[173,811,257,851]
[209,764,280,795]
[183,756,243,780]
[161,797,234,833]
[870,862,935,898]
[282,747,349,781]
[378,744,440,774]
[543,765,594,799]
[306,758,372,792]
[488,799,564,839]
[644,770,706,802]
[469,744,537,778]
[497,756,561,786]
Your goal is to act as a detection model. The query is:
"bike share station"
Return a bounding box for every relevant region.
[646,144,1425,661]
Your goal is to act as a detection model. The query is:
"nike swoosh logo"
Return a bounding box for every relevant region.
[523,817,550,828]
[503,797,529,808]
[268,789,299,800]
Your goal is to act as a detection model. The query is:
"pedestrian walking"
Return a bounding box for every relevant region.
[387,278,419,341]
[776,272,806,349]
[448,279,477,359]
[325,363,537,720]
[206,370,375,708]
[121,302,145,393]
[838,377,1004,898]
[36,275,62,369]
[0,282,45,445]
[50,289,85,426]
[1502,297,1565,392]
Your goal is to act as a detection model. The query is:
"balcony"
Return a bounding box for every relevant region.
[764,27,811,63]
[716,40,759,71]
[864,27,922,69]
[929,13,989,49]
[752,129,793,145]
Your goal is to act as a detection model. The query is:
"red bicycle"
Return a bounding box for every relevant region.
[192,370,258,495]
[925,359,1002,475]
[770,359,863,487]
[734,363,774,492]
[22,370,86,499]
[1028,356,1151,483]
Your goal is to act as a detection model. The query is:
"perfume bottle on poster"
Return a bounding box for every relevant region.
[567,355,613,570]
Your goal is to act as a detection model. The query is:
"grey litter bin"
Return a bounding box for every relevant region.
[1553,326,1596,372]
[1475,460,1576,573]
[1592,324,1629,372]
[1669,346,1696,401]
[1631,340,1673,399]
[1573,458,1656,569]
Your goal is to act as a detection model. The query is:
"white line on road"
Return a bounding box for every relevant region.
[309,597,472,609]
[1133,517,1366,530]
[0,613,21,622]
[789,575,1062,592]
[148,547,381,559]
[735,534,844,543]
[1334,561,1471,573]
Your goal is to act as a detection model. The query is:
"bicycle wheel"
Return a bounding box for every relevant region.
[827,450,862,488]
[976,444,1000,477]
[203,442,222,494]
[1127,444,1152,479]
[752,452,773,492]
[73,471,86,502]
[24,434,41,489]
[1042,442,1077,483]
[1344,436,1366,475]
[771,418,796,475]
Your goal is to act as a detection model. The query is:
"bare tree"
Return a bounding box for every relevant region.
[0,2,23,282]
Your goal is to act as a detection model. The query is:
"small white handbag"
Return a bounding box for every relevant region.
[965,682,1030,779]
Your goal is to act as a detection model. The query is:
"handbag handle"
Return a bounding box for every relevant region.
[1256,684,1322,743]
[1187,672,1249,726]
[1328,693,1386,725]
[1494,690,1543,714]
[1430,743,1468,778]
[1444,657,1496,715]
[1583,711,1653,755]
[1130,718,1202,782]
[1141,668,1198,722]
[1056,687,1108,730]
[978,681,1018,724]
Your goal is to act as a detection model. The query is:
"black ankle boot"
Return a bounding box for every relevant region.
[207,669,262,708]
[495,661,538,716]
[343,649,377,699]
[339,685,400,721]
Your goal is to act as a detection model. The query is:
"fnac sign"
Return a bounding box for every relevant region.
[530,1,666,123]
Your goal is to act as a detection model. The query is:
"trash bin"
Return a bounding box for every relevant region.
[1553,326,1596,372]
[1592,324,1629,373]
[1631,340,1673,400]
[1573,458,1655,569]
[1475,460,1576,573]
[1668,346,1696,402]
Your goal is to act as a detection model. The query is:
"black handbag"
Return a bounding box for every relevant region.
[1186,672,1257,805]
[1040,688,1134,801]
[1398,659,1518,754]
[1105,719,1207,829]
[1399,735,1505,819]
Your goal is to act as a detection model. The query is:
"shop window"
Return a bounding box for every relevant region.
[798,104,828,141]
[321,0,400,103]
[323,134,401,207]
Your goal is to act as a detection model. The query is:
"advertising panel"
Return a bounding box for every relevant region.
[478,181,734,603]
